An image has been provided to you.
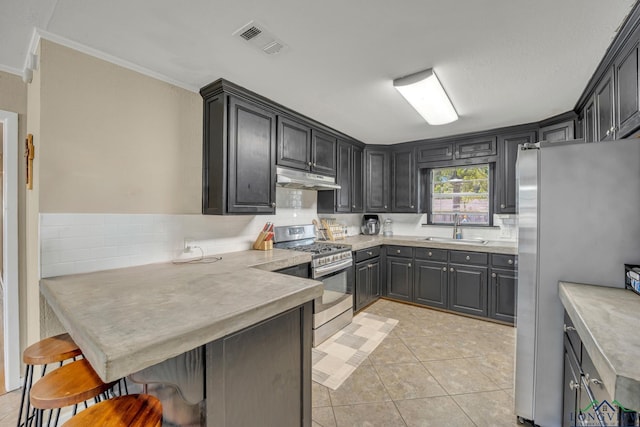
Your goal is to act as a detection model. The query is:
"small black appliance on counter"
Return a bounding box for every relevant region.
[361,215,380,235]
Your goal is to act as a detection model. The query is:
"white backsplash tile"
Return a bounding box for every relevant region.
[40,188,518,278]
[40,188,321,278]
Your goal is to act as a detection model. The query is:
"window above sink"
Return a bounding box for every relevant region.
[429,164,491,225]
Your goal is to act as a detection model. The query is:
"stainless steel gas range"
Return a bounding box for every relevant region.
[273,224,353,346]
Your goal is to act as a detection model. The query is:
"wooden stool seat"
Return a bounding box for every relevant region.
[23,333,81,365]
[61,394,162,427]
[30,359,115,410]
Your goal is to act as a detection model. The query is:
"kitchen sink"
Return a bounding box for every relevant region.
[423,236,489,245]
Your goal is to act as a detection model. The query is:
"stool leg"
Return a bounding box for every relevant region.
[16,364,32,427]
[50,409,60,427]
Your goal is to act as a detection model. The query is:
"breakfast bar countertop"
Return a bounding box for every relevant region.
[40,248,322,383]
[559,281,640,411]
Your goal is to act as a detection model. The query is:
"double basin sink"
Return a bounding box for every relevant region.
[422,236,489,245]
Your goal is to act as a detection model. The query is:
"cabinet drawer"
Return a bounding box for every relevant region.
[564,312,581,363]
[449,251,488,265]
[355,247,381,263]
[491,254,518,269]
[415,248,448,261]
[386,245,413,258]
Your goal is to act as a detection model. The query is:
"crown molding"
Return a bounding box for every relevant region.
[0,64,22,77]
[26,28,199,93]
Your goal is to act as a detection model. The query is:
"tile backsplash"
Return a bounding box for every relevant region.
[40,188,518,278]
[40,188,319,278]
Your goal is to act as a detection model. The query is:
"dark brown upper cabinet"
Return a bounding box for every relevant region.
[351,145,364,212]
[391,148,418,213]
[539,121,574,142]
[277,117,337,176]
[595,67,616,141]
[317,140,364,214]
[277,116,312,171]
[417,142,454,164]
[365,148,391,212]
[495,131,537,214]
[311,130,337,176]
[454,136,497,160]
[583,99,596,142]
[616,34,640,138]
[201,87,276,215]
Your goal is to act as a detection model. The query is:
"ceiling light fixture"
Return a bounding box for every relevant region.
[393,68,458,125]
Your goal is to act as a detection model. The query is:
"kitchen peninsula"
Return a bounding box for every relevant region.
[40,249,323,427]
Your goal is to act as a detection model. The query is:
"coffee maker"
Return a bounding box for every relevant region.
[361,215,380,235]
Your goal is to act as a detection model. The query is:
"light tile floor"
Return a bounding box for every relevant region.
[312,299,519,427]
[0,299,518,427]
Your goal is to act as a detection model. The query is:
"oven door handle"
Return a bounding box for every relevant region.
[312,258,353,278]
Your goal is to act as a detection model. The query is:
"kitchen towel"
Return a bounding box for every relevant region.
[312,312,399,390]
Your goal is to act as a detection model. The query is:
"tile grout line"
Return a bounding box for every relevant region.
[367,355,410,427]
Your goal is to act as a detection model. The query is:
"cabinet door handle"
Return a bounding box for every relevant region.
[410,205,415,208]
[450,267,454,272]
[491,272,497,278]
[368,264,373,268]
[384,205,388,209]
[610,126,615,133]
[313,162,317,167]
[501,204,505,209]
[563,324,576,332]
[307,161,312,166]
[569,380,580,390]
[397,249,401,254]
[606,130,610,136]
[442,267,447,271]
[408,263,412,268]
[271,202,276,208]
[465,256,470,261]
[428,251,433,257]
[590,377,603,386]
[508,259,513,265]
[352,205,356,208]
[367,251,373,256]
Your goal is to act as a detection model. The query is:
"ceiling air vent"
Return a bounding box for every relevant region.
[233,20,287,55]
[240,26,262,41]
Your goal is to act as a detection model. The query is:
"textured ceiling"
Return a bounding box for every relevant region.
[1,0,636,143]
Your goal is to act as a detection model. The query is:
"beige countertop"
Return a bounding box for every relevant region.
[40,235,516,383]
[40,248,322,383]
[340,234,518,255]
[559,282,640,411]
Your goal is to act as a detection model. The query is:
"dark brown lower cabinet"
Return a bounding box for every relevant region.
[383,246,517,323]
[386,256,412,302]
[489,267,517,323]
[448,263,488,317]
[355,259,380,312]
[206,303,312,426]
[414,260,448,309]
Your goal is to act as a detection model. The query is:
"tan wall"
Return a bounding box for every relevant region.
[39,40,203,214]
[0,70,31,352]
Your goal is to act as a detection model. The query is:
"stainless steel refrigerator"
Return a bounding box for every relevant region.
[515,138,640,426]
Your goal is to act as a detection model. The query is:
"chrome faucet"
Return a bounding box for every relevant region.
[452,213,462,239]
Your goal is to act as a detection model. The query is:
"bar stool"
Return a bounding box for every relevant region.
[29,358,117,427]
[17,333,82,427]
[61,394,162,427]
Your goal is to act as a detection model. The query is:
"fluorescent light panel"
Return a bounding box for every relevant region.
[393,69,458,125]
